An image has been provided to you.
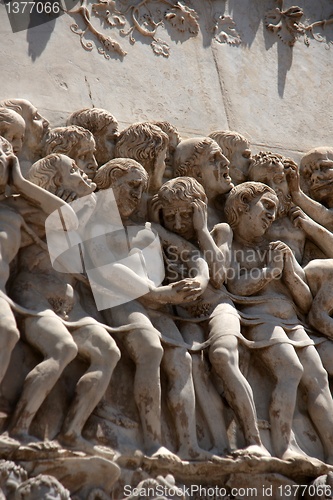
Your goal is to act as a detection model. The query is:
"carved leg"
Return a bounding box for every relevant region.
[59,324,120,445]
[298,344,333,464]
[9,316,78,442]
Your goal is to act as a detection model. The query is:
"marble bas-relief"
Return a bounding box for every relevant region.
[2,100,333,498]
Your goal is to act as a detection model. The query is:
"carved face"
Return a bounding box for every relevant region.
[196,142,233,196]
[112,169,146,219]
[240,192,277,238]
[95,122,119,165]
[58,155,96,197]
[162,201,195,240]
[229,144,252,185]
[72,137,98,180]
[304,149,333,207]
[21,101,50,153]
[2,116,25,155]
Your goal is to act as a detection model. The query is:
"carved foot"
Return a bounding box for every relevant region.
[58,434,116,461]
[147,446,182,464]
[232,444,271,459]
[178,446,219,462]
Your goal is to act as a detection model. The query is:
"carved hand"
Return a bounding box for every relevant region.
[192,199,208,232]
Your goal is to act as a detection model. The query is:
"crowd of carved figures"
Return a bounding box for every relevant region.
[0,98,333,497]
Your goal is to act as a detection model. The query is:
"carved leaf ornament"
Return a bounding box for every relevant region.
[65,0,333,59]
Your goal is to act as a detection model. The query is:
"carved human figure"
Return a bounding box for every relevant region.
[8,154,121,456]
[90,159,213,461]
[209,130,252,185]
[225,181,333,463]
[248,152,333,264]
[44,126,98,180]
[14,474,70,500]
[0,99,50,162]
[151,177,269,457]
[173,137,233,229]
[0,108,25,156]
[285,147,333,231]
[0,139,77,437]
[115,123,169,194]
[67,108,119,165]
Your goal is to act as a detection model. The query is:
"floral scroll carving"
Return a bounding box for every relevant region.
[265,0,333,48]
[65,0,241,59]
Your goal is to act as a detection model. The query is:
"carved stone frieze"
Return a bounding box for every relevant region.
[265,0,333,47]
[66,0,241,59]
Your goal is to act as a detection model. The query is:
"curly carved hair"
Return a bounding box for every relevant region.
[94,157,148,191]
[151,177,207,224]
[248,151,285,183]
[67,108,118,136]
[27,153,64,192]
[225,181,278,229]
[115,122,168,173]
[14,474,70,500]
[0,108,25,135]
[0,135,13,154]
[0,460,27,485]
[174,137,218,178]
[45,126,95,157]
[209,130,250,159]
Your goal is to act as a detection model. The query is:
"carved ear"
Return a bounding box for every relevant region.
[53,171,63,187]
[195,169,202,180]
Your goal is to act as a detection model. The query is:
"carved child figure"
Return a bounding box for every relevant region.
[151,177,269,457]
[115,122,169,194]
[0,140,77,434]
[209,130,252,185]
[174,137,233,229]
[67,107,119,165]
[8,154,121,456]
[45,126,98,181]
[225,181,333,463]
[91,159,213,461]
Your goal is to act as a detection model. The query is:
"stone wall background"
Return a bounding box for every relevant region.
[1,0,332,163]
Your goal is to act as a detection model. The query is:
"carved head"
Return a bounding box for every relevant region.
[174,137,232,198]
[0,108,25,155]
[150,120,181,168]
[115,122,169,175]
[0,460,27,497]
[14,474,70,499]
[152,176,207,240]
[67,108,119,165]
[209,130,251,185]
[94,157,148,219]
[248,151,292,217]
[225,181,278,236]
[0,136,13,190]
[45,126,98,180]
[300,147,333,207]
[0,99,50,159]
[27,153,95,198]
